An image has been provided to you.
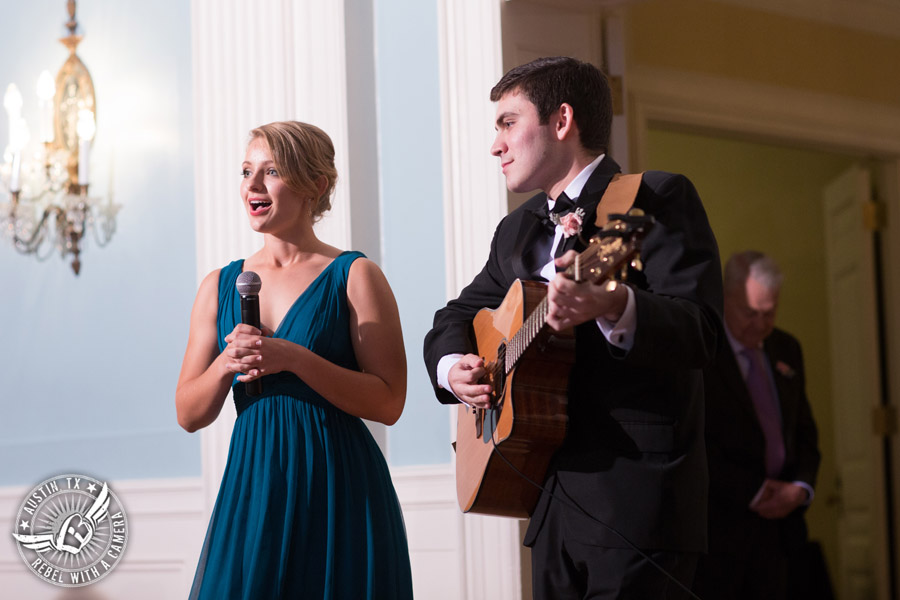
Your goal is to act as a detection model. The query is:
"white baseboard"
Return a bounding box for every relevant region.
[1,467,524,600]
[392,465,525,600]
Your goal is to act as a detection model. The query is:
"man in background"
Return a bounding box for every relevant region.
[693,250,821,600]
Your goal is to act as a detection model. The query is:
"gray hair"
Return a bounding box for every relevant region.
[723,250,784,294]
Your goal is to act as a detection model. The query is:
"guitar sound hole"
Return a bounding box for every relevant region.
[481,346,506,445]
[482,407,499,445]
[492,342,508,407]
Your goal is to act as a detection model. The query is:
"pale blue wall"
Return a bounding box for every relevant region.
[0,0,199,485]
[373,0,452,465]
[0,0,452,485]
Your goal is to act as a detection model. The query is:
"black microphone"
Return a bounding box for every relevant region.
[235,271,263,396]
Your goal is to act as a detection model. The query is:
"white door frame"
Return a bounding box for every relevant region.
[436,3,525,598]
[823,165,887,599]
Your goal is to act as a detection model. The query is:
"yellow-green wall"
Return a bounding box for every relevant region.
[646,126,856,590]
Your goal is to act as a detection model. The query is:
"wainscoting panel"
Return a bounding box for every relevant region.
[2,467,524,599]
[392,465,525,600]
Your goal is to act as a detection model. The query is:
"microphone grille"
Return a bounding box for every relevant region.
[236,271,262,295]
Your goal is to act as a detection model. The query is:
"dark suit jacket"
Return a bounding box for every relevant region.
[424,156,723,552]
[703,326,821,554]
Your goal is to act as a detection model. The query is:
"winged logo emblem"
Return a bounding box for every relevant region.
[12,482,111,555]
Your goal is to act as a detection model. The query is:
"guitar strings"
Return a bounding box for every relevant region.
[484,370,705,600]
[505,236,629,374]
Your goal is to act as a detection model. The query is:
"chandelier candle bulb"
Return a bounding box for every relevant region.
[3,83,22,119]
[76,109,94,186]
[77,142,89,186]
[9,150,21,192]
[4,83,22,153]
[36,71,55,144]
[8,116,28,193]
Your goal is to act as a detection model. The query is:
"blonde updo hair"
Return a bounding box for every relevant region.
[249,121,338,222]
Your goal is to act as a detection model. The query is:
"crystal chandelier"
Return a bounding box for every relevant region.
[1,0,119,275]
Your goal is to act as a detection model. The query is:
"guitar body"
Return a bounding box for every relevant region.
[456,279,573,518]
[453,210,654,518]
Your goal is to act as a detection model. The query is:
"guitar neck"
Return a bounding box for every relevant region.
[503,296,552,373]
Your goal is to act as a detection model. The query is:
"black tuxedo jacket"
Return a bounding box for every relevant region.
[703,326,821,553]
[424,157,723,552]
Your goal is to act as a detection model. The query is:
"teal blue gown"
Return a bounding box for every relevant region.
[189,251,413,599]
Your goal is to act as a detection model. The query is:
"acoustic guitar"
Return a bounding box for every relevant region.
[455,210,655,518]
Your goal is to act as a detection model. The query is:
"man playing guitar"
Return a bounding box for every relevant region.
[424,56,723,599]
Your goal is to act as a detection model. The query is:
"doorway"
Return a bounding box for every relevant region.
[643,125,898,599]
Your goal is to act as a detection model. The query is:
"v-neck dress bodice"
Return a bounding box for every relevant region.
[217,252,362,415]
[189,251,413,600]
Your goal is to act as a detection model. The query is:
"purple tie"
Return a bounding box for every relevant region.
[742,347,785,478]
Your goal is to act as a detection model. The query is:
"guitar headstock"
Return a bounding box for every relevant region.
[568,208,655,285]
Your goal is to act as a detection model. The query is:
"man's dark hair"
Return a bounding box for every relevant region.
[490,56,612,154]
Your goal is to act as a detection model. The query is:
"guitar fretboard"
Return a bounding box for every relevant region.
[503,297,551,373]
[500,234,634,375]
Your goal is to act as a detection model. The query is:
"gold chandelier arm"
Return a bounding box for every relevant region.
[9,200,61,254]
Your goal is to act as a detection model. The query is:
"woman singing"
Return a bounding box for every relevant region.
[176,121,413,599]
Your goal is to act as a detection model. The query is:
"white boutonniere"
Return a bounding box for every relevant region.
[550,207,585,238]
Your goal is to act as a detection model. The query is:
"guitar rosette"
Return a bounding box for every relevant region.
[10,473,128,588]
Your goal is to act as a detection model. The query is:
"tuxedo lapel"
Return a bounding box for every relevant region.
[764,339,791,426]
[511,194,550,280]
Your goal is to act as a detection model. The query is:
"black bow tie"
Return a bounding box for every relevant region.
[530,192,575,232]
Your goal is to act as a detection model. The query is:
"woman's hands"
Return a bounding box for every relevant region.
[222,323,288,382]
